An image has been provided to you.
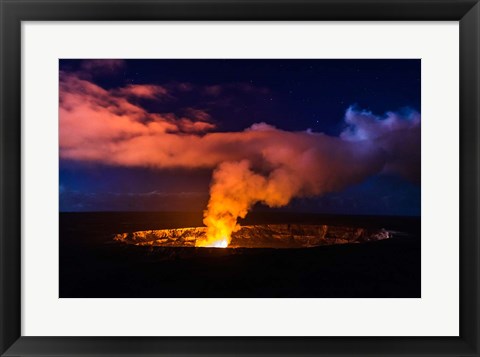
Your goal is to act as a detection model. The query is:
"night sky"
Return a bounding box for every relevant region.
[59,59,421,216]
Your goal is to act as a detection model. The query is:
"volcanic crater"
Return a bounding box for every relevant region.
[114,224,391,249]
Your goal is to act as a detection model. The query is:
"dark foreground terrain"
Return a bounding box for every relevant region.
[60,212,420,298]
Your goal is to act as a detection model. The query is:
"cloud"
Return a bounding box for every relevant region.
[60,74,419,181]
[114,84,169,99]
[184,108,212,122]
[341,106,420,141]
[203,85,223,96]
[341,106,421,183]
[176,118,216,133]
[247,122,277,132]
[59,72,215,153]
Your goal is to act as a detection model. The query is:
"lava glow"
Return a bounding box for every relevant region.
[196,237,229,248]
[114,224,392,249]
[195,211,235,248]
[210,238,229,248]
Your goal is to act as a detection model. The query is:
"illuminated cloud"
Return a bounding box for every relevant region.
[184,108,212,122]
[115,84,169,99]
[59,72,215,154]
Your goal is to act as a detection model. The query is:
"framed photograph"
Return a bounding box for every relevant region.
[1,0,479,356]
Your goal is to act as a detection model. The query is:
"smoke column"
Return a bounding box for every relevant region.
[197,130,389,247]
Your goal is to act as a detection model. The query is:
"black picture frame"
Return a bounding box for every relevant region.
[1,0,479,356]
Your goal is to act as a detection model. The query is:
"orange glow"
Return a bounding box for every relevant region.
[195,214,235,248]
[209,238,229,248]
[114,224,392,249]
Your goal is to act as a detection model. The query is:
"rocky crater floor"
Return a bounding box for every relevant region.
[114,224,392,249]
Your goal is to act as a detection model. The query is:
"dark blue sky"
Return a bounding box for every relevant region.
[59,59,421,215]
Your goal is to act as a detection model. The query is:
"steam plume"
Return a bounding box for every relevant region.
[197,130,387,246]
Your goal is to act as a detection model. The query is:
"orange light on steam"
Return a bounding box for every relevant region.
[195,216,232,248]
